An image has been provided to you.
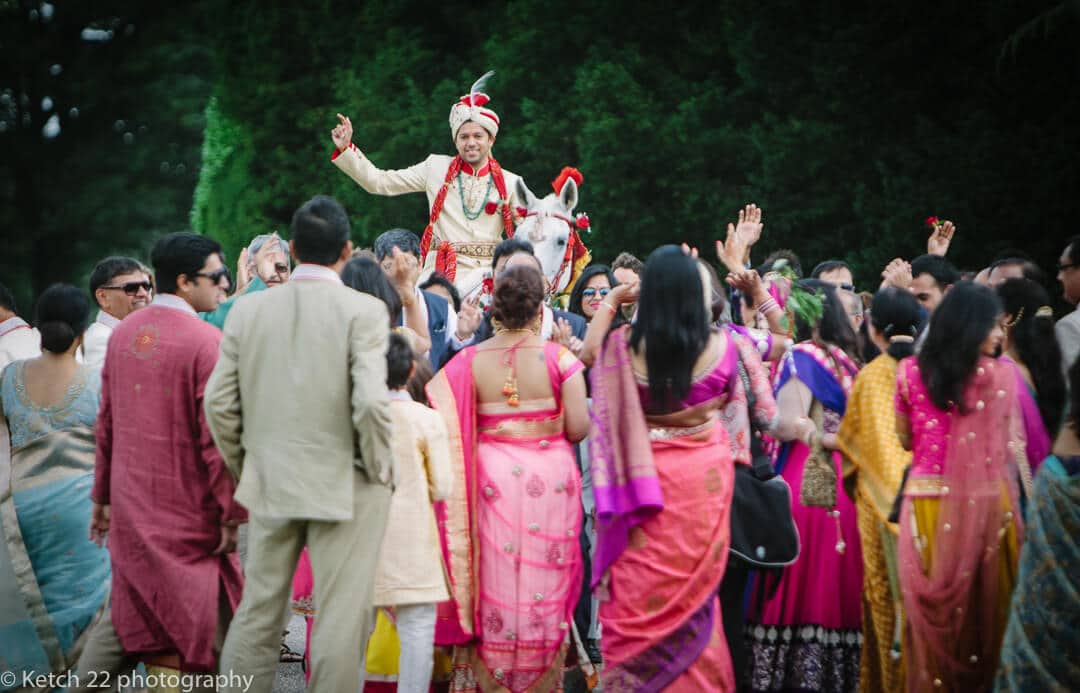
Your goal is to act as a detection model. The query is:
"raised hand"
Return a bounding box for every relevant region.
[331,113,353,151]
[927,220,955,257]
[456,295,483,341]
[734,203,764,247]
[235,247,252,294]
[551,318,574,348]
[680,243,700,259]
[881,258,913,290]
[388,246,420,298]
[726,269,768,304]
[608,278,641,307]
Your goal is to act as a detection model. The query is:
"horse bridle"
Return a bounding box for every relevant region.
[517,209,577,297]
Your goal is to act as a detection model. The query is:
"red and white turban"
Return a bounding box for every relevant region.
[449,71,500,139]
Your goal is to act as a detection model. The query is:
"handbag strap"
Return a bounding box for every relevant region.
[735,349,775,480]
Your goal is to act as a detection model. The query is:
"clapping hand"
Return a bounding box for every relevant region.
[927,220,955,257]
[456,295,483,341]
[331,113,353,151]
[388,246,420,298]
[551,318,583,355]
[881,258,913,289]
[726,269,768,304]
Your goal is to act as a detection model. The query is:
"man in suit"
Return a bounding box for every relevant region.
[374,228,481,368]
[207,195,393,693]
[1056,235,1080,377]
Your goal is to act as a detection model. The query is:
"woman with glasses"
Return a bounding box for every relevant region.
[0,284,111,681]
[568,265,623,326]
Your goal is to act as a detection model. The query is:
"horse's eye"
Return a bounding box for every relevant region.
[557,238,567,246]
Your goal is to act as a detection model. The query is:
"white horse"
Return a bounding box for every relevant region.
[514,174,583,298]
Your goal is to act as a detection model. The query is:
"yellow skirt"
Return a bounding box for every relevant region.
[365,609,453,681]
[904,491,1019,692]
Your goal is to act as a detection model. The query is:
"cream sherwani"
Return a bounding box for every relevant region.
[332,146,521,295]
[206,264,393,693]
[0,317,40,371]
[374,396,453,608]
[81,310,121,369]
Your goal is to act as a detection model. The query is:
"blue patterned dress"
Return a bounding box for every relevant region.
[0,361,111,688]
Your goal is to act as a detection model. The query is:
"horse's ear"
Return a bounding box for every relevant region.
[515,177,538,209]
[558,176,578,214]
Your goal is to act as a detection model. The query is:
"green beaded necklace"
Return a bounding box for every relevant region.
[457,170,495,221]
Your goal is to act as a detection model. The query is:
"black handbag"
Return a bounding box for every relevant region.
[729,357,801,569]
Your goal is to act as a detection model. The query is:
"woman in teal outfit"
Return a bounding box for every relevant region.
[995,355,1080,691]
[0,285,111,687]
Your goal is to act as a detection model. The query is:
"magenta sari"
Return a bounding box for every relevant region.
[590,326,737,692]
[749,342,864,692]
[427,341,584,692]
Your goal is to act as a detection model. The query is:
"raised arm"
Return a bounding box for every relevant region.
[580,280,639,367]
[330,113,428,195]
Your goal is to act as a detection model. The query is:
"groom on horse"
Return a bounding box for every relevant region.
[330,72,522,297]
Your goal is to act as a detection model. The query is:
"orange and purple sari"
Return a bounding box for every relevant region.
[428,341,584,692]
[589,325,737,692]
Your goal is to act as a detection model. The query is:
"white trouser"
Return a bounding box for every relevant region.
[394,603,438,693]
[362,600,438,690]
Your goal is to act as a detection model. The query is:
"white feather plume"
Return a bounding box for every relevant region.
[469,70,495,102]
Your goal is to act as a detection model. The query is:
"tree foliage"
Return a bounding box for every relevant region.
[4,0,1077,314]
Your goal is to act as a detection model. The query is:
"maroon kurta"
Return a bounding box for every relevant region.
[92,301,245,672]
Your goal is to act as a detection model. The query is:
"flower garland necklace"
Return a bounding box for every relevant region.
[458,170,495,221]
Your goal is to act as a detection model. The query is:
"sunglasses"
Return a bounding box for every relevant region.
[1059,262,1077,272]
[101,281,152,296]
[193,267,232,286]
[839,283,855,292]
[582,287,611,299]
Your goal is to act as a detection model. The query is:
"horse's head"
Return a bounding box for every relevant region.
[514,175,579,296]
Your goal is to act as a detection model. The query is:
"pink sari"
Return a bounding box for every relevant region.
[590,326,737,692]
[427,341,584,692]
[896,356,1024,691]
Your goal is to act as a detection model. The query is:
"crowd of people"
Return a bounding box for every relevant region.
[2,77,1080,693]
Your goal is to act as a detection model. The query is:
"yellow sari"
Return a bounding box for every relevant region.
[837,355,909,693]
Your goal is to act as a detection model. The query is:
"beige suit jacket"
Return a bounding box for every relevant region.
[204,278,393,521]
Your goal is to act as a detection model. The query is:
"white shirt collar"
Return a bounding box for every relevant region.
[291,264,343,284]
[388,390,413,402]
[0,316,31,338]
[96,311,122,329]
[152,294,198,317]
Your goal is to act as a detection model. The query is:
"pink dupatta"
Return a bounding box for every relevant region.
[587,325,663,589]
[899,356,1024,690]
[426,348,479,645]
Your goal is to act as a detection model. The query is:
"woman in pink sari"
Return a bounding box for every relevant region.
[895,282,1025,691]
[585,246,738,691]
[996,279,1065,473]
[427,263,590,692]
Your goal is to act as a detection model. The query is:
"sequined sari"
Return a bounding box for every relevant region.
[428,341,584,692]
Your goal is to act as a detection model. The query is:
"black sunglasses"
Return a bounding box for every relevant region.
[101,281,152,296]
[193,267,232,286]
[1059,262,1077,272]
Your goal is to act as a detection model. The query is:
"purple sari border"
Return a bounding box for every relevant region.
[602,596,716,692]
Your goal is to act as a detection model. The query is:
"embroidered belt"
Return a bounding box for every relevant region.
[647,417,716,441]
[905,477,950,497]
[449,241,497,258]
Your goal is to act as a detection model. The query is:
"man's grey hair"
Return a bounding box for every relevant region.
[374,228,422,262]
[247,233,290,261]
